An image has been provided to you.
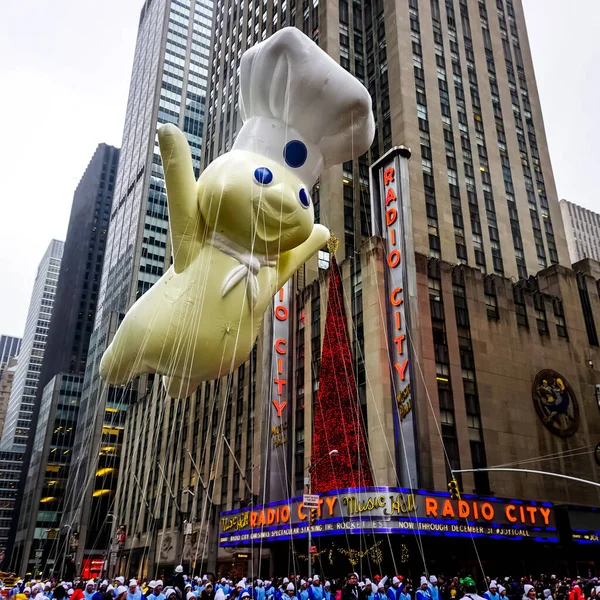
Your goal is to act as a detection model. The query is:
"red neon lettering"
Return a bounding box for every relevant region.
[279,287,285,302]
[275,305,289,321]
[539,507,551,525]
[386,207,398,226]
[442,500,455,518]
[278,358,283,374]
[506,505,517,523]
[481,503,494,521]
[325,496,337,515]
[394,334,406,355]
[384,168,395,186]
[275,338,287,354]
[390,228,396,246]
[390,288,403,306]
[458,500,470,519]
[298,503,307,521]
[388,249,401,268]
[272,399,288,417]
[526,506,537,524]
[273,378,286,395]
[386,187,397,206]
[425,497,438,517]
[395,311,402,330]
[395,359,409,381]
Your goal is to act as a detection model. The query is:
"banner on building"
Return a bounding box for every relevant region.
[370,146,418,487]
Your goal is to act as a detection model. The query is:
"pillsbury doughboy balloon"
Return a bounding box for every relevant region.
[99,27,375,398]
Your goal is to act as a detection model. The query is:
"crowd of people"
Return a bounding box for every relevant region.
[3,569,600,600]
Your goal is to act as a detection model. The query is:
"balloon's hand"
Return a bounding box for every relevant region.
[158,124,204,273]
[276,224,330,289]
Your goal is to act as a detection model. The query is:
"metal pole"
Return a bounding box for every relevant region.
[307,474,312,579]
[453,467,600,488]
[222,435,254,496]
[186,448,214,506]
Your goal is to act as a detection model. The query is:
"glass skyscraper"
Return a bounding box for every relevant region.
[0,240,64,452]
[64,0,214,573]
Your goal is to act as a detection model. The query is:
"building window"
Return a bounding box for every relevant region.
[484,276,499,320]
[578,273,599,346]
[513,285,528,329]
[533,293,548,336]
[553,298,568,339]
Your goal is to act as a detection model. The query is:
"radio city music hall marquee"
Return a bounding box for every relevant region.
[219,488,558,545]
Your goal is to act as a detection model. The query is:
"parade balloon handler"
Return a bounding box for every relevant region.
[99,26,374,399]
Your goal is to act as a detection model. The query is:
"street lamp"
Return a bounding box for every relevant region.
[305,449,338,577]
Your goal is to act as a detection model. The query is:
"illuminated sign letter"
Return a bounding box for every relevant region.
[384,168,395,185]
[272,399,288,418]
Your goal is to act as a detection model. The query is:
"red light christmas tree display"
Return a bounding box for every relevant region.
[310,245,373,493]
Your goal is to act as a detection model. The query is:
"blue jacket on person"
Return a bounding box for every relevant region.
[416,589,431,600]
[428,586,439,600]
[255,589,266,600]
[308,586,325,600]
[388,587,402,600]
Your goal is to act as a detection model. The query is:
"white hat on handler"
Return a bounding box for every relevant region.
[233,27,375,192]
[286,584,295,592]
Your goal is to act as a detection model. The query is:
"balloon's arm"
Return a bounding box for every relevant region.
[158,124,204,273]
[276,224,330,289]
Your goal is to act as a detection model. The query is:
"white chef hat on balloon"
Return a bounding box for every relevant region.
[234,26,375,189]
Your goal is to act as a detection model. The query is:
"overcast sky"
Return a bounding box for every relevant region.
[0,0,598,338]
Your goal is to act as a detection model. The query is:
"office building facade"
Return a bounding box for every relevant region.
[9,144,119,575]
[0,452,23,555]
[64,0,214,574]
[0,336,21,380]
[560,199,600,264]
[111,0,598,577]
[0,240,64,452]
[0,359,17,441]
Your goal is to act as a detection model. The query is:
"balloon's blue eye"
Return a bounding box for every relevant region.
[284,140,308,168]
[254,167,273,185]
[299,188,310,208]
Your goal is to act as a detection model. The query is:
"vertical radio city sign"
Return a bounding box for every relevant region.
[267,280,293,501]
[370,146,419,488]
